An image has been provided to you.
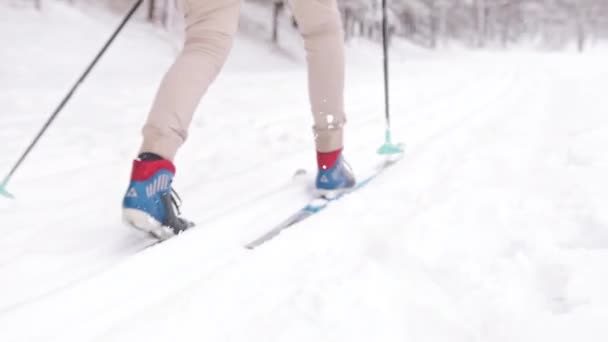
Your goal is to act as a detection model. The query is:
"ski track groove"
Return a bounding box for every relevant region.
[0,62,515,334]
[60,63,524,341]
[98,61,527,341]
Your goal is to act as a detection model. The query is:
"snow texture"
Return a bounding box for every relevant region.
[1,2,607,342]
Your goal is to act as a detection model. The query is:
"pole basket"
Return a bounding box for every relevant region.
[0,178,14,199]
[377,129,404,156]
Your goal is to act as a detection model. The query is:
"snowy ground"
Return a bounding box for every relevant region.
[1,2,608,342]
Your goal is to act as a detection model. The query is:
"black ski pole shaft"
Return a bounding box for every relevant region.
[1,0,143,196]
[382,0,390,128]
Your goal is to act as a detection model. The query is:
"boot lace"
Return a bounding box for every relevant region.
[170,188,183,216]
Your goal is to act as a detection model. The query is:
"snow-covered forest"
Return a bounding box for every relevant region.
[19,0,608,50]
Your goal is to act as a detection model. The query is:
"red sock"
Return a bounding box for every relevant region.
[317,148,343,170]
[131,159,175,181]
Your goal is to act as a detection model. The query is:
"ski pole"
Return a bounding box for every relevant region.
[0,0,144,199]
[377,0,403,155]
[382,0,391,129]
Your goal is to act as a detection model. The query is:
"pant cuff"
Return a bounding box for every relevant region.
[314,126,344,153]
[140,125,184,161]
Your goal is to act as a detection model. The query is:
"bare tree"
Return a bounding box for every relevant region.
[272,1,284,44]
[53,0,608,51]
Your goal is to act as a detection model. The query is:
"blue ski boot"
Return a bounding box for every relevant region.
[315,149,356,198]
[122,153,193,239]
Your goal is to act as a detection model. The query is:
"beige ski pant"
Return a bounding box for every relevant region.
[141,0,346,160]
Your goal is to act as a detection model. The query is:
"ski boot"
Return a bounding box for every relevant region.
[122,153,194,239]
[315,149,356,199]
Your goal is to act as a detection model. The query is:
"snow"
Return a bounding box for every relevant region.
[1,1,608,341]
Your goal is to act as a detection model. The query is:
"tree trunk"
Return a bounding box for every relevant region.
[429,2,438,49]
[343,8,352,42]
[272,2,283,44]
[437,0,448,47]
[148,0,156,22]
[501,2,511,48]
[576,9,586,53]
[475,0,487,47]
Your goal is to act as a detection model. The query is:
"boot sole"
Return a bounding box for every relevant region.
[315,186,355,200]
[122,208,175,240]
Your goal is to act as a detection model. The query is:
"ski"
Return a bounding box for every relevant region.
[245,154,404,250]
[138,171,311,247]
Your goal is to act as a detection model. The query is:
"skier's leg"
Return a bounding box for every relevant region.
[140,0,241,161]
[124,0,240,237]
[289,0,346,154]
[289,0,354,195]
